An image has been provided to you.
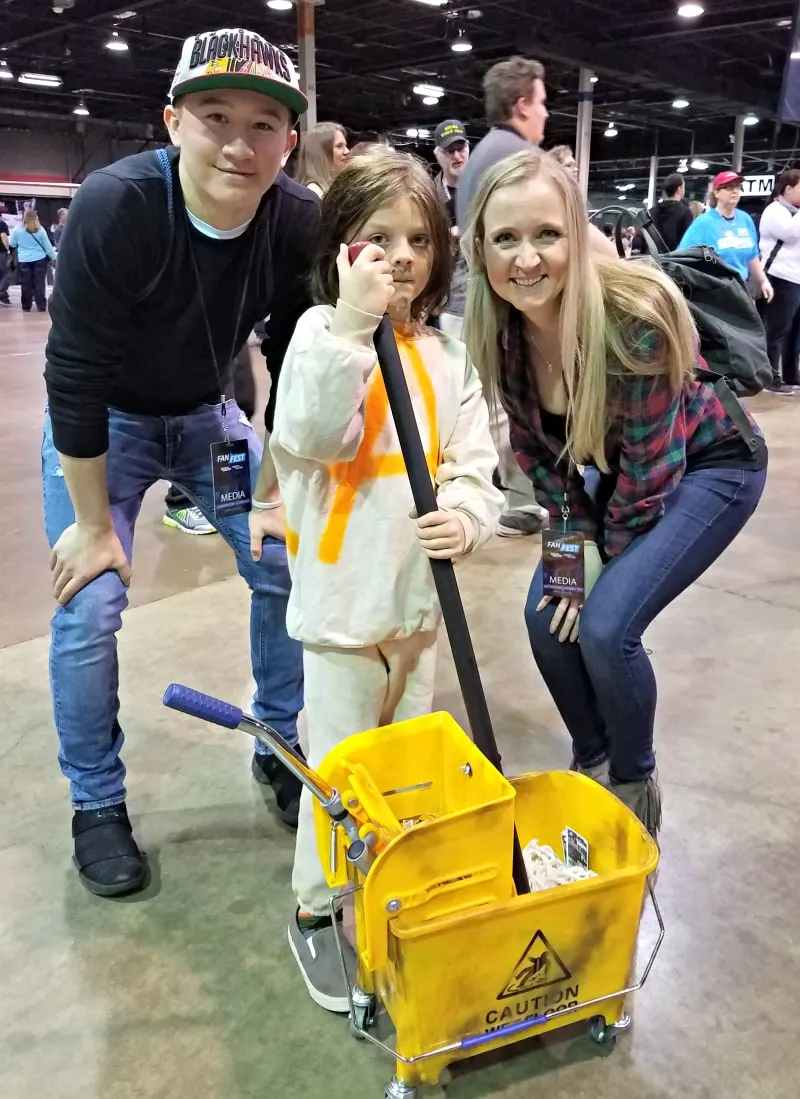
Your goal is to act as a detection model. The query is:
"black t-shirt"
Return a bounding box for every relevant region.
[443,186,457,226]
[0,219,8,254]
[45,147,320,458]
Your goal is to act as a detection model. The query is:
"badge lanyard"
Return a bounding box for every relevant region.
[185,219,260,517]
[185,221,259,442]
[542,461,586,601]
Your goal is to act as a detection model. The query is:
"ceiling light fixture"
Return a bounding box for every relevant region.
[604,125,618,137]
[105,30,129,51]
[73,98,90,116]
[672,97,690,109]
[778,18,793,27]
[18,71,63,87]
[743,113,759,125]
[406,128,419,138]
[422,96,439,105]
[590,75,599,84]
[413,83,444,98]
[792,50,800,59]
[677,3,704,17]
[451,29,473,53]
[417,128,430,138]
[690,158,709,170]
[267,0,294,9]
[0,60,14,81]
[412,0,448,6]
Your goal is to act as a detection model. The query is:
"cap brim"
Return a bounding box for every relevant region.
[171,73,308,117]
[439,135,466,148]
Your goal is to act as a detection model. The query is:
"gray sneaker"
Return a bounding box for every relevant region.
[497,511,547,538]
[611,770,662,841]
[288,909,357,1013]
[162,505,216,536]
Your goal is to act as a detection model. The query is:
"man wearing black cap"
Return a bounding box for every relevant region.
[433,119,469,226]
[44,28,318,898]
[433,119,470,337]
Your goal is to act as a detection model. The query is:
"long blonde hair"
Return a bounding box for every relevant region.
[462,149,698,470]
[22,209,42,233]
[297,121,346,195]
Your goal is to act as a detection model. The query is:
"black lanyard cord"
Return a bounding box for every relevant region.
[185,217,260,439]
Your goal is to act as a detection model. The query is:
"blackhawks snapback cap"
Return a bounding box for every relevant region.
[170,29,308,118]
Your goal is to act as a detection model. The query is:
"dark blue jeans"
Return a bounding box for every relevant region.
[525,466,766,783]
[42,401,303,808]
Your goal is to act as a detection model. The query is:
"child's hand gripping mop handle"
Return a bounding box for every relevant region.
[162,684,373,875]
[372,315,530,896]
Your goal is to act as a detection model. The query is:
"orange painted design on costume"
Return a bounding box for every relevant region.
[318,338,439,565]
[285,525,300,556]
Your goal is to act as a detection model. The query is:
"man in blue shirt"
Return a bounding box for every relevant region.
[678,170,774,299]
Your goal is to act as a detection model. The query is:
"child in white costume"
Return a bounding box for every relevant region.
[270,148,503,1013]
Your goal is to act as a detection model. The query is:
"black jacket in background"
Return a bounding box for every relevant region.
[45,147,319,458]
[648,198,694,252]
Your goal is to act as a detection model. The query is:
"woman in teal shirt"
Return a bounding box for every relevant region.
[678,170,774,300]
[9,209,56,312]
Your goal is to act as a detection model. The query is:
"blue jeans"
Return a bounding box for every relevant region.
[42,402,303,809]
[525,466,766,783]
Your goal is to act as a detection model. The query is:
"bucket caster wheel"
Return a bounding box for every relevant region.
[350,990,377,1040]
[588,1013,630,1049]
[384,1077,417,1099]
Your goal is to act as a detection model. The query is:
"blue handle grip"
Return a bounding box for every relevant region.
[163,684,243,730]
[459,1014,549,1051]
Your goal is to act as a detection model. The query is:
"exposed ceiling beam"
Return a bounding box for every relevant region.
[521,29,777,115]
[2,0,171,51]
[615,14,794,46]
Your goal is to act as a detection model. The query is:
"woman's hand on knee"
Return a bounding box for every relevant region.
[536,594,582,643]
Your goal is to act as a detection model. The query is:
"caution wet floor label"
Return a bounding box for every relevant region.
[497,930,571,999]
[484,930,580,1034]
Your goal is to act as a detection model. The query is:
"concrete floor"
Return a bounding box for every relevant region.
[2,290,800,1099]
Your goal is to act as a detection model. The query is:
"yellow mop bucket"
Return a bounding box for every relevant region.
[313,714,662,1097]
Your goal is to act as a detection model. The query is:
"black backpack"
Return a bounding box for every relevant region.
[593,204,771,400]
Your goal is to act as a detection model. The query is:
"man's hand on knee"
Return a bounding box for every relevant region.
[50,522,131,606]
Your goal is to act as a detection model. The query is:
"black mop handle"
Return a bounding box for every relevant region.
[373,316,530,895]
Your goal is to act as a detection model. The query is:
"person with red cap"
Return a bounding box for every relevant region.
[43,28,319,898]
[678,170,774,301]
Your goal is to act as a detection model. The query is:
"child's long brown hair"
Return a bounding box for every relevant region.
[312,148,453,322]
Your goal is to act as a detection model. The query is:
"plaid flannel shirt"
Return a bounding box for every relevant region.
[500,312,758,558]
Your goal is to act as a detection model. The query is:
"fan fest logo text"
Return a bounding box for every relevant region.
[189,32,292,83]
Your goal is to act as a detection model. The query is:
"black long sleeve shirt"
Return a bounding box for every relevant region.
[45,146,319,458]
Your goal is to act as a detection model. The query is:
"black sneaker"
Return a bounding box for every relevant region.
[252,748,304,828]
[0,298,11,307]
[765,381,796,396]
[72,803,149,897]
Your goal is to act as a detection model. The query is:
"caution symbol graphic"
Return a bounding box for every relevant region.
[497,930,571,1000]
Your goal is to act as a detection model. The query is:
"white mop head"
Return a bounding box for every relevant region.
[523,838,598,892]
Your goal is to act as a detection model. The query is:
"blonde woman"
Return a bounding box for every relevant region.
[296,121,349,197]
[463,149,767,837]
[9,209,56,311]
